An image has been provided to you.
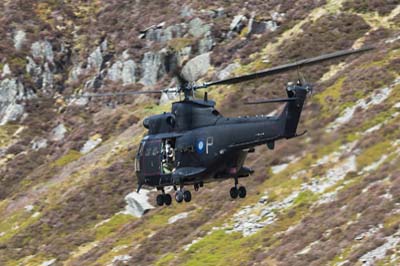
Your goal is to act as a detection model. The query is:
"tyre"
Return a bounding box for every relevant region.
[238,186,247,198]
[230,187,238,199]
[156,194,164,206]
[183,190,192,202]
[175,191,184,203]
[164,194,172,206]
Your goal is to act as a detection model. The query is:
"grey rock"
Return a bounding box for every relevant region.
[146,24,184,43]
[217,63,240,80]
[0,104,24,126]
[122,60,136,85]
[189,18,211,38]
[1,64,11,78]
[199,32,214,53]
[26,57,42,77]
[32,138,48,151]
[139,51,166,86]
[230,15,247,32]
[180,5,193,17]
[80,137,102,154]
[181,52,210,82]
[14,30,26,50]
[42,63,54,90]
[107,52,136,85]
[50,124,67,142]
[168,212,190,224]
[41,259,56,266]
[88,46,103,72]
[123,190,154,217]
[0,79,26,125]
[31,41,54,63]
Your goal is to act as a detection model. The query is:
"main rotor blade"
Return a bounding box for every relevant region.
[68,90,164,98]
[202,46,374,88]
[244,98,298,104]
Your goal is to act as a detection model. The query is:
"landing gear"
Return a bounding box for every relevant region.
[156,188,172,206]
[230,177,246,199]
[156,194,172,206]
[175,189,192,203]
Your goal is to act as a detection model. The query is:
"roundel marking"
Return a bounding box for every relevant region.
[196,139,205,154]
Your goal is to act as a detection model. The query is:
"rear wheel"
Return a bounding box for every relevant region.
[238,186,247,198]
[230,187,238,199]
[164,194,172,206]
[175,191,184,203]
[156,194,164,206]
[183,190,192,202]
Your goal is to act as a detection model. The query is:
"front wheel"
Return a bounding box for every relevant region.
[164,194,172,206]
[156,194,164,206]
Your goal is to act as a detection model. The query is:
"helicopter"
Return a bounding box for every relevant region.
[110,46,372,206]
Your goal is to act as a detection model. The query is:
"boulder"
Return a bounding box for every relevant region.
[189,18,211,38]
[181,52,211,82]
[1,64,11,78]
[217,63,240,80]
[123,189,154,217]
[139,51,166,86]
[31,41,54,63]
[0,79,26,125]
[50,124,67,142]
[13,30,26,51]
[80,135,102,154]
[230,15,247,32]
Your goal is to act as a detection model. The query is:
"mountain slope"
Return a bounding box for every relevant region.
[0,1,399,266]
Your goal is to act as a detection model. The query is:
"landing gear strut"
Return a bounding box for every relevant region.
[230,177,246,199]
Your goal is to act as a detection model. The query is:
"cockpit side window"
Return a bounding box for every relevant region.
[138,141,145,156]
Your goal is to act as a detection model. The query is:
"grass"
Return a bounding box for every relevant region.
[94,213,136,241]
[52,150,81,167]
[356,140,392,170]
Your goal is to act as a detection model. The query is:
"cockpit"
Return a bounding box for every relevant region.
[135,138,176,176]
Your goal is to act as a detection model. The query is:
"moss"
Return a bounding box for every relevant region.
[52,150,81,167]
[167,38,194,51]
[315,77,345,112]
[356,140,392,169]
[155,253,175,266]
[182,230,253,266]
[293,190,318,206]
[0,125,20,147]
[95,214,135,241]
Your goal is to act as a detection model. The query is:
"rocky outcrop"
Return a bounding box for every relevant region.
[107,51,136,85]
[181,52,211,82]
[0,79,26,125]
[139,51,166,86]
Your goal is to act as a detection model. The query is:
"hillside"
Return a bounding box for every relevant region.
[0,0,400,265]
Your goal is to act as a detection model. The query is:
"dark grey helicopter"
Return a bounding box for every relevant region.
[116,46,372,206]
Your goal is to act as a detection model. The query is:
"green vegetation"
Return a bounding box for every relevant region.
[94,214,135,241]
[356,140,392,169]
[52,150,81,167]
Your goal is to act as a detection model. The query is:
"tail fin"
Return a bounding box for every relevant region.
[279,83,310,138]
